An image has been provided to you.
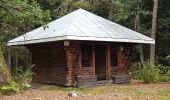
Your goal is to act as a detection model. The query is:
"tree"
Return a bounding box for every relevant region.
[0,44,11,84]
[108,0,113,20]
[0,0,51,84]
[150,0,159,62]
[134,0,144,64]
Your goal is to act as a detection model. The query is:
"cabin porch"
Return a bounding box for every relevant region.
[64,41,133,87]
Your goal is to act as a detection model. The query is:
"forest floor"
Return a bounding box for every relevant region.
[1,80,170,100]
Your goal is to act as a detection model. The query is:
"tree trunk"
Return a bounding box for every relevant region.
[7,47,11,74]
[139,45,144,64]
[89,0,95,4]
[108,0,113,20]
[0,44,11,84]
[135,0,144,64]
[150,0,159,62]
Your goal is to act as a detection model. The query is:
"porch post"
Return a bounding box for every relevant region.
[92,44,95,75]
[117,45,123,74]
[106,44,112,80]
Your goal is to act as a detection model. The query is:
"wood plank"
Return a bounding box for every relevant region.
[92,44,95,75]
[27,41,67,85]
[106,44,112,80]
[113,74,131,84]
[77,75,97,87]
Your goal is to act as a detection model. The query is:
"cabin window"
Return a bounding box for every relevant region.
[81,44,93,67]
[111,46,118,67]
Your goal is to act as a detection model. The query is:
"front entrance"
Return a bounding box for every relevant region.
[95,45,106,80]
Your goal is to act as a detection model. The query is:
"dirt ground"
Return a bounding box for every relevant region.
[1,81,170,100]
[0,89,128,100]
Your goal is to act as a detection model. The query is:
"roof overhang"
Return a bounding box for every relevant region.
[7,35,155,46]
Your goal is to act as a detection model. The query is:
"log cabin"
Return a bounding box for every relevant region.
[8,9,155,87]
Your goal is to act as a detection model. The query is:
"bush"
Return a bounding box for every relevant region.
[132,61,170,83]
[13,65,34,89]
[132,61,161,83]
[0,65,34,95]
[159,69,170,82]
[0,82,19,95]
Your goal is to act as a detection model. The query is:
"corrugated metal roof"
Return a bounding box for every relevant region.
[8,8,155,46]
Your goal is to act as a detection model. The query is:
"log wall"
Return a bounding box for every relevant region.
[111,44,133,83]
[27,42,66,85]
[65,41,95,86]
[111,44,132,75]
[65,41,81,86]
[26,41,134,86]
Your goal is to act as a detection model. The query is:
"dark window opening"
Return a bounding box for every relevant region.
[111,46,118,67]
[81,44,93,67]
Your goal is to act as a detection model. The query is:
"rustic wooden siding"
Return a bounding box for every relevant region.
[26,40,134,86]
[27,42,66,85]
[65,41,134,86]
[111,44,132,75]
[65,41,95,86]
[65,41,80,86]
[111,44,133,83]
[77,75,97,87]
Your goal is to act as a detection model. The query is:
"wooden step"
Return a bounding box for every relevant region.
[97,80,113,86]
[113,74,131,84]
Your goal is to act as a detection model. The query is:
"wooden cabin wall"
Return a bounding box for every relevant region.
[26,40,134,86]
[65,41,95,86]
[111,44,132,75]
[27,42,66,85]
[64,41,81,86]
[78,43,94,76]
[65,41,133,86]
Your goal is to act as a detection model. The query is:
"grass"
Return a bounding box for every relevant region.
[34,83,170,100]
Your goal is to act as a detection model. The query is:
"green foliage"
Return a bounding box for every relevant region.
[132,61,170,83]
[0,83,19,95]
[159,68,170,82]
[53,0,94,18]
[0,65,34,95]
[0,0,50,89]
[13,65,34,89]
[135,61,160,83]
[0,45,11,85]
[73,0,93,10]
[0,0,51,43]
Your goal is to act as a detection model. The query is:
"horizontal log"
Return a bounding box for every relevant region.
[113,74,131,84]
[76,75,97,87]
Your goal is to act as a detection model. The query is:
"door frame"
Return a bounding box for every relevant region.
[93,44,112,81]
[106,45,112,80]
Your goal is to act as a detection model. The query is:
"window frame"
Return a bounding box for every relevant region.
[81,43,93,68]
[110,46,118,68]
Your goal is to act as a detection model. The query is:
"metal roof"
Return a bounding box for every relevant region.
[8,8,155,46]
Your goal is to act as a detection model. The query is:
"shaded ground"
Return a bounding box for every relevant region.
[1,81,170,100]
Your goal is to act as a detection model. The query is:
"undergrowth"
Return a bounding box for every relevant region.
[0,65,34,95]
[132,61,170,83]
